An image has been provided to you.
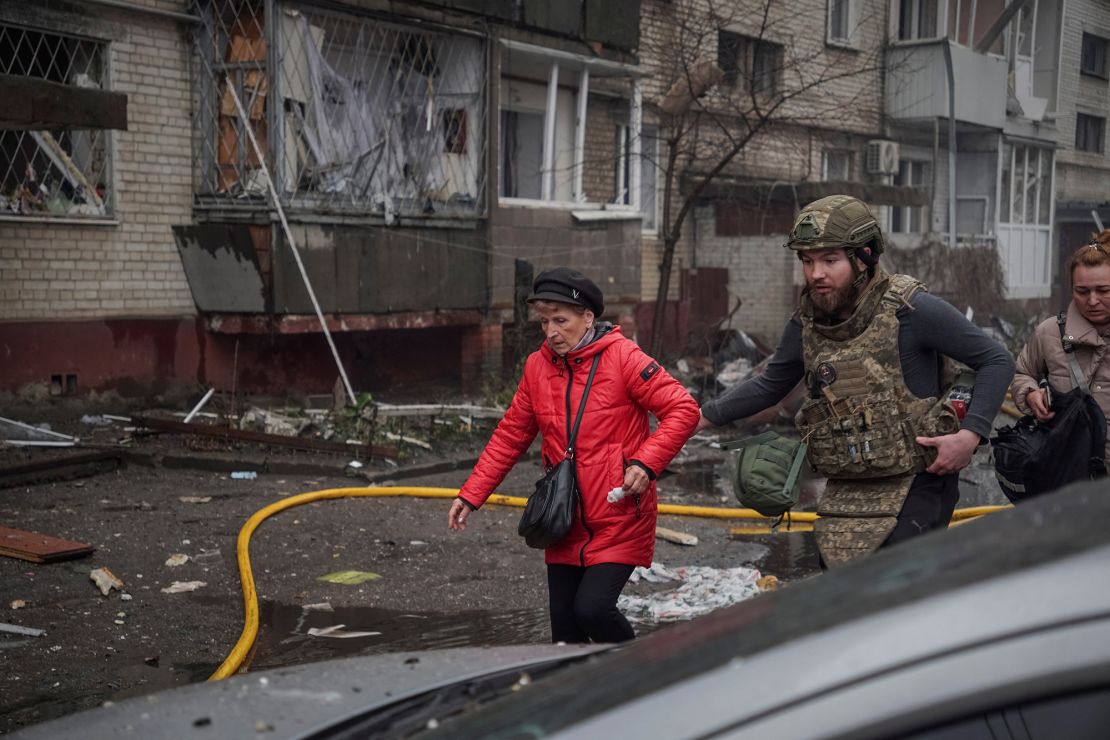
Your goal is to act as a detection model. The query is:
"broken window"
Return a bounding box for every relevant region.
[191,0,486,218]
[717,31,783,98]
[821,150,852,181]
[0,23,112,219]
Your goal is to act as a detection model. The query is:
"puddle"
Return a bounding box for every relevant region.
[252,603,551,670]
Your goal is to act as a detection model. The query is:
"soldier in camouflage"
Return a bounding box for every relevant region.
[697,195,1014,566]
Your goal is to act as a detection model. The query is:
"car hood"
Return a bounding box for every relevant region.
[9,644,606,740]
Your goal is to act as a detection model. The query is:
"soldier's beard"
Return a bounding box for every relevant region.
[809,281,858,316]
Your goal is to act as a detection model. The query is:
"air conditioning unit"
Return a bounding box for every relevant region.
[865,140,900,175]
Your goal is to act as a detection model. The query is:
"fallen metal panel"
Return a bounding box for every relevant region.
[0,74,128,130]
[172,224,267,312]
[132,416,396,459]
[0,526,94,563]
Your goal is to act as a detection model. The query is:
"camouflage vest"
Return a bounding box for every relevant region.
[795,272,960,480]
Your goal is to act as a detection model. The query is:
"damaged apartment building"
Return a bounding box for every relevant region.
[650,0,1110,344]
[0,0,648,397]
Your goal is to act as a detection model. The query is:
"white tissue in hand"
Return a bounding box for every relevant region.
[607,487,626,503]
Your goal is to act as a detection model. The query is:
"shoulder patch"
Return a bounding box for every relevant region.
[640,361,660,382]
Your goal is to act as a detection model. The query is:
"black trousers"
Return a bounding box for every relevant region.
[546,563,636,644]
[883,472,960,547]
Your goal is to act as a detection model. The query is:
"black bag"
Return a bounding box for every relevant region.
[518,353,603,549]
[992,385,1106,504]
[991,313,1107,503]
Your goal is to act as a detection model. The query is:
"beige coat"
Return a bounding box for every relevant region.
[1011,302,1110,460]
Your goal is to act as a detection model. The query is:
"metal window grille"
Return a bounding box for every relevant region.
[190,0,487,218]
[0,23,112,219]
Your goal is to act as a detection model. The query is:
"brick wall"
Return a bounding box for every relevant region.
[692,205,797,343]
[0,1,195,322]
[1054,0,1110,204]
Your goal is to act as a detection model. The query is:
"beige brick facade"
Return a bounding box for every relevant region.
[1055,1,1110,204]
[0,0,196,322]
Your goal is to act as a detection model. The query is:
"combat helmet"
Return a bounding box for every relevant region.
[784,195,885,266]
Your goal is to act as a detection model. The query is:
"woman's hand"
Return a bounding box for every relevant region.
[448,498,471,532]
[623,465,650,497]
[694,412,716,433]
[1026,388,1055,421]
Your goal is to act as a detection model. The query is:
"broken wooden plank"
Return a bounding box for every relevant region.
[131,416,396,459]
[0,526,94,563]
[0,416,78,444]
[655,526,699,546]
[0,451,124,490]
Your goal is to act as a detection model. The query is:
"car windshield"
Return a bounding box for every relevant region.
[400,484,1110,738]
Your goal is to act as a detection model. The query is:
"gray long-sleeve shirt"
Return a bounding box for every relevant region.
[701,291,1015,441]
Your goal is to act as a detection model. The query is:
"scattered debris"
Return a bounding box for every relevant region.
[80,415,115,427]
[0,416,79,447]
[317,570,381,585]
[621,562,763,622]
[1,526,94,563]
[183,388,217,424]
[382,431,432,450]
[240,407,308,437]
[144,656,160,667]
[307,624,382,639]
[90,567,124,596]
[655,526,699,546]
[230,471,258,480]
[302,602,333,612]
[161,581,207,594]
[193,549,222,563]
[756,575,780,591]
[179,496,212,504]
[121,593,133,601]
[164,554,190,567]
[0,623,45,638]
[10,600,27,610]
[0,452,125,490]
[372,403,504,419]
[131,415,396,459]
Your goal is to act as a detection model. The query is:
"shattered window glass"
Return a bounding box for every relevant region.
[191,0,487,218]
[0,24,112,220]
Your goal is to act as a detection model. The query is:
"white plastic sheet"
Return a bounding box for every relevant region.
[619,562,763,623]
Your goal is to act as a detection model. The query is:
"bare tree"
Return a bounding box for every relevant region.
[640,0,887,354]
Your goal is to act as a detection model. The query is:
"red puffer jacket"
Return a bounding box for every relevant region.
[459,325,700,567]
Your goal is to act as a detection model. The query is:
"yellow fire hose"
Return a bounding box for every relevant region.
[209,486,1010,680]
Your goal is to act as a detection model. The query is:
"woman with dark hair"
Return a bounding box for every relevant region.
[1011,232,1110,463]
[447,268,699,643]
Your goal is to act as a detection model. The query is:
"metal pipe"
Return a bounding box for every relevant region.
[80,0,201,24]
[943,40,957,249]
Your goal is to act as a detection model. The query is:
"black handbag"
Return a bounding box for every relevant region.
[518,352,603,549]
[991,312,1108,503]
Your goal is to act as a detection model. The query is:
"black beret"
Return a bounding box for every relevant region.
[527,267,605,316]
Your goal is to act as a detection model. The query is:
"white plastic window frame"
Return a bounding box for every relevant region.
[497,40,643,213]
[827,0,854,47]
[615,123,659,232]
[821,149,852,181]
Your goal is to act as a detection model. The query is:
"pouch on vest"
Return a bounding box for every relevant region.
[723,431,808,517]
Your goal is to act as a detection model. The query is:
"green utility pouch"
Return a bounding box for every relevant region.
[722,432,808,517]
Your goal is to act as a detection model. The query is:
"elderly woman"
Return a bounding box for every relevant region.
[448,268,700,643]
[1012,233,1110,464]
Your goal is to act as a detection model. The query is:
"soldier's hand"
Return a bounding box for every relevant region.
[694,412,716,433]
[916,429,980,475]
[1027,388,1055,421]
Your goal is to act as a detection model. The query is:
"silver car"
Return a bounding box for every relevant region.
[14,481,1110,739]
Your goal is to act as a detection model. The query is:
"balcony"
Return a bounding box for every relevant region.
[885,40,1008,130]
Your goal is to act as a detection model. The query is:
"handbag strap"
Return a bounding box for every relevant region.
[1057,311,1091,393]
[565,352,603,457]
